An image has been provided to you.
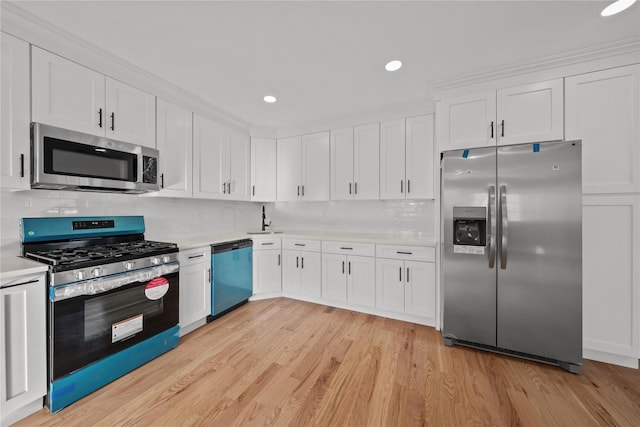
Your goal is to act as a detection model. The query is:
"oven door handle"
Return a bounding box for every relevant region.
[52,263,180,302]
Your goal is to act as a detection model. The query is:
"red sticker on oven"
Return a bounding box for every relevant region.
[145,277,169,300]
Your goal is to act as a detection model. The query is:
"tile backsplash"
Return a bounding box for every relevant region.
[269,199,434,236]
[1,190,434,257]
[0,189,260,257]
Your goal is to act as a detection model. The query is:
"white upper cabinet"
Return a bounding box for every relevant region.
[406,115,434,199]
[380,119,406,200]
[251,137,277,201]
[276,136,302,201]
[105,78,156,148]
[156,99,193,198]
[31,47,156,147]
[331,124,380,200]
[1,32,30,190]
[438,79,563,150]
[193,114,249,200]
[496,79,563,146]
[438,92,496,150]
[380,115,434,200]
[330,127,354,200]
[565,65,639,194]
[277,132,329,201]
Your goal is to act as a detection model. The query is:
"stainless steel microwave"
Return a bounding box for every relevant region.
[31,123,159,194]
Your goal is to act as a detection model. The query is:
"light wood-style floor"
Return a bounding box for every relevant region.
[17,298,640,426]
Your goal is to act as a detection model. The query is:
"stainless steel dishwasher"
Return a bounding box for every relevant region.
[207,239,253,321]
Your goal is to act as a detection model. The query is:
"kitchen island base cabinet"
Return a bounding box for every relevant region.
[1,273,47,427]
[178,247,211,336]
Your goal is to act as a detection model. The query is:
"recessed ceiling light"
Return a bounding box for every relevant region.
[385,60,403,72]
[601,0,637,16]
[263,95,277,103]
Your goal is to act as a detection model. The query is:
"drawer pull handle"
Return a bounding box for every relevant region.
[340,247,353,250]
[397,251,413,255]
[261,242,274,246]
[294,243,306,247]
[188,254,204,259]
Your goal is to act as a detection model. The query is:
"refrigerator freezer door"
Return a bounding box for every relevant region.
[496,141,582,364]
[442,147,497,346]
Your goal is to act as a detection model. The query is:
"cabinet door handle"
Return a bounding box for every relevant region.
[406,268,410,283]
[161,173,164,189]
[188,254,204,259]
[98,108,103,128]
[296,256,299,268]
[297,185,300,196]
[399,267,402,282]
[355,182,358,195]
[110,112,115,131]
[227,181,231,194]
[348,261,351,275]
[207,269,211,283]
[342,261,345,274]
[407,180,411,194]
[223,182,227,194]
[302,185,305,196]
[301,257,304,269]
[278,254,281,266]
[349,182,352,194]
[252,185,255,196]
[501,120,505,137]
[490,121,494,138]
[400,180,404,194]
[20,154,25,178]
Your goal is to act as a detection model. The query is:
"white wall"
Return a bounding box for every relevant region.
[268,199,434,237]
[0,189,261,257]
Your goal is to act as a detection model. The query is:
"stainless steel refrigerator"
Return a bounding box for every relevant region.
[441,140,582,373]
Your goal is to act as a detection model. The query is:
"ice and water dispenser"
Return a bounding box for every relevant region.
[453,207,486,255]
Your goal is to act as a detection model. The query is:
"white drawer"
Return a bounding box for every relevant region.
[179,246,210,266]
[376,244,435,262]
[322,240,375,257]
[282,238,321,252]
[252,237,282,250]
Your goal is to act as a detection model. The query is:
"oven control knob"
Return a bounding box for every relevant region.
[75,271,85,281]
[162,256,171,263]
[124,262,134,270]
[92,268,102,277]
[151,257,160,265]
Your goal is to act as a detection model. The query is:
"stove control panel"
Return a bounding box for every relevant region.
[72,220,115,230]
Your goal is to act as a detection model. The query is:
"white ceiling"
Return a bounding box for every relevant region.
[8,1,640,131]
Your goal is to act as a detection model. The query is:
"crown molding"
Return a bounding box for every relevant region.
[428,37,640,97]
[1,1,251,133]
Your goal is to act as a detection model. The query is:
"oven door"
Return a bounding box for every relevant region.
[50,269,179,381]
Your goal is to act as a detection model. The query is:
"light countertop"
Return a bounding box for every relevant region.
[167,230,437,251]
[0,257,49,282]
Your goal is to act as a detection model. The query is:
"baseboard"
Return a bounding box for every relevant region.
[583,348,639,369]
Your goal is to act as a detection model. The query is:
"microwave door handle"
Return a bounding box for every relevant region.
[499,185,508,269]
[488,185,496,268]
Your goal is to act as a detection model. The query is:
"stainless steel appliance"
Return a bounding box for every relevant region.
[208,239,253,321]
[441,140,582,373]
[21,216,180,411]
[31,123,159,193]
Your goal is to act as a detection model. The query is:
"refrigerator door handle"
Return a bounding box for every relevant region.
[488,185,496,268]
[499,185,508,269]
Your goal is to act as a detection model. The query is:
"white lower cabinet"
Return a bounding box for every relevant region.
[252,238,282,295]
[321,241,376,308]
[375,245,436,322]
[282,239,321,298]
[178,247,211,335]
[1,272,46,427]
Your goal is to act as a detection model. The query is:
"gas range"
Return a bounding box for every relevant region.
[21,216,179,286]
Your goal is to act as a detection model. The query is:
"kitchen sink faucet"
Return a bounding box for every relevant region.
[262,205,271,231]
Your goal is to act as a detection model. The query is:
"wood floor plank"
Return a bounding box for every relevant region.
[15,297,640,427]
